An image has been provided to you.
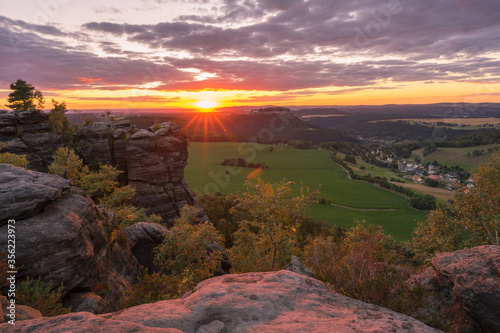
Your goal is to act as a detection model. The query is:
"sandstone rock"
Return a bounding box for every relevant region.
[74,121,205,226]
[121,222,170,273]
[0,110,64,171]
[1,296,42,323]
[411,245,500,333]
[1,311,182,332]
[285,255,315,278]
[74,122,114,166]
[0,166,139,313]
[1,111,204,226]
[0,164,71,223]
[5,271,440,332]
[63,292,105,314]
[14,306,43,322]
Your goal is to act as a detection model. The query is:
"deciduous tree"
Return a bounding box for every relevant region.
[228,179,316,273]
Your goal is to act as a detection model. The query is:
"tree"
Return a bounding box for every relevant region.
[48,99,70,134]
[412,150,500,261]
[6,79,44,110]
[154,205,224,294]
[228,179,317,273]
[344,154,356,164]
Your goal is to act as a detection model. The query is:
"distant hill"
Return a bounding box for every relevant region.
[121,112,356,143]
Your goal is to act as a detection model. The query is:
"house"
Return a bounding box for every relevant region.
[429,175,440,182]
[413,175,423,184]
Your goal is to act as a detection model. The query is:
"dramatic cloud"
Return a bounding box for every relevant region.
[1,0,500,104]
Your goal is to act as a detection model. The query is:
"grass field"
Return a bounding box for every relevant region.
[412,144,499,170]
[185,142,428,241]
[392,182,453,202]
[336,152,407,181]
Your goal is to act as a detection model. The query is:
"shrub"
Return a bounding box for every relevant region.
[154,205,224,294]
[17,277,71,317]
[120,270,181,309]
[305,222,425,314]
[0,151,29,167]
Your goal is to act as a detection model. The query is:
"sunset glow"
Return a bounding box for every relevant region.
[195,100,218,110]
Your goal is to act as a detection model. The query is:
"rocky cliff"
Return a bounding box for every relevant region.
[0,109,203,226]
[1,270,440,333]
[0,110,64,172]
[0,164,139,313]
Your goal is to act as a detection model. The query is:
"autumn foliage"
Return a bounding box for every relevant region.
[412,150,500,261]
[228,179,317,273]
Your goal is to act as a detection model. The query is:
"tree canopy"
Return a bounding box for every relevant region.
[6,79,44,111]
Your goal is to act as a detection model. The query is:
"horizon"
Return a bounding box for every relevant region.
[1,0,500,110]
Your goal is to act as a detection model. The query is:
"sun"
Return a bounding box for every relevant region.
[195,100,218,110]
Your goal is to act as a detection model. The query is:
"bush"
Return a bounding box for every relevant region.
[0,151,29,168]
[305,222,425,314]
[344,154,356,164]
[154,206,224,294]
[410,194,436,211]
[120,270,181,308]
[17,277,71,317]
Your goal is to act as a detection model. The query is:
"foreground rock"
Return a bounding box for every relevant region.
[0,165,139,312]
[411,245,500,333]
[4,270,440,332]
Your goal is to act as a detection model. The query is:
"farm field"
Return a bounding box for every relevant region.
[412,144,499,170]
[392,182,453,202]
[185,142,428,241]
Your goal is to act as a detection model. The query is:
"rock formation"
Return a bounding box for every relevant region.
[411,245,500,333]
[0,165,139,313]
[0,109,204,226]
[2,270,440,333]
[0,110,64,172]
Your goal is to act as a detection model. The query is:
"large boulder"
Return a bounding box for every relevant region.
[0,165,140,313]
[0,164,70,223]
[121,222,170,273]
[411,245,500,333]
[3,270,440,332]
[1,296,42,323]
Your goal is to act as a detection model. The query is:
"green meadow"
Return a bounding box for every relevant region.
[185,142,427,241]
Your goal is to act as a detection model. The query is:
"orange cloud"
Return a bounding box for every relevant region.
[78,77,103,85]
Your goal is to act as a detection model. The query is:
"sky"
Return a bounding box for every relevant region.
[1,0,500,110]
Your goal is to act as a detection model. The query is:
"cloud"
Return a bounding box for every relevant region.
[2,0,500,96]
[92,6,123,14]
